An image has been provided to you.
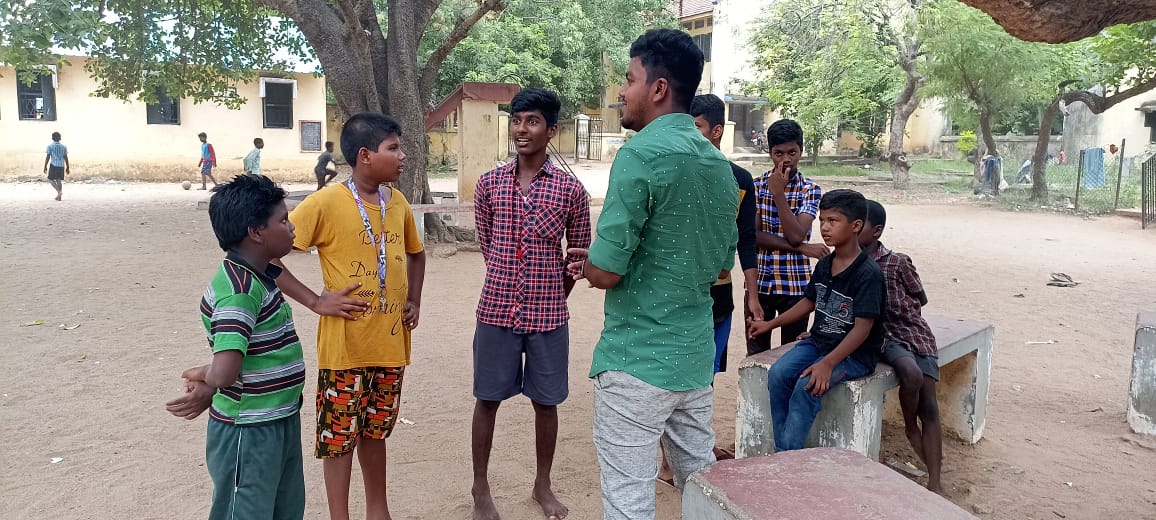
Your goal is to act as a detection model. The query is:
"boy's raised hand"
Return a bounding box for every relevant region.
[768,161,789,195]
[314,282,370,319]
[802,360,834,396]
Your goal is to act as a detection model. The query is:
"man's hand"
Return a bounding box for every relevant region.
[746,292,764,321]
[798,242,830,259]
[65,166,70,175]
[313,282,370,319]
[165,380,215,420]
[566,248,589,281]
[43,166,47,174]
[768,162,789,195]
[746,317,773,339]
[802,360,834,396]
[402,301,420,330]
[796,331,811,341]
[181,365,210,383]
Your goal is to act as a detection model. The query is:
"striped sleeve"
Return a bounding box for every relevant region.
[210,293,260,354]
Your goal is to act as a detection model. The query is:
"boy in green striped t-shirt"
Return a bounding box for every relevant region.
[166,174,307,520]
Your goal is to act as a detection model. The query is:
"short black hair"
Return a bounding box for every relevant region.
[629,29,703,112]
[208,175,286,251]
[511,87,562,127]
[324,141,334,150]
[341,113,402,164]
[865,199,886,228]
[690,94,725,128]
[767,119,804,149]
[197,132,207,138]
[51,132,61,141]
[253,138,263,146]
[819,189,868,223]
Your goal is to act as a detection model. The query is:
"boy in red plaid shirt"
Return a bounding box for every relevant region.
[860,199,943,492]
[471,87,592,520]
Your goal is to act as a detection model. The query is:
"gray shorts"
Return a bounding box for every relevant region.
[47,165,64,180]
[472,321,569,405]
[882,338,940,381]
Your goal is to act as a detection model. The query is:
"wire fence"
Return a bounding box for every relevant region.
[1002,142,1141,215]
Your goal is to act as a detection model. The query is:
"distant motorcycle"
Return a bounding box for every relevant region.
[750,130,768,154]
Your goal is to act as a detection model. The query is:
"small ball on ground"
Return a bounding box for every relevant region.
[181,180,192,190]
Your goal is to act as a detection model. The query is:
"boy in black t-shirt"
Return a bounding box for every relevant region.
[747,189,884,451]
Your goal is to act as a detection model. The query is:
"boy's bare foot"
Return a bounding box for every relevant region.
[532,483,568,520]
[471,484,501,520]
[54,195,61,201]
[905,426,926,463]
[927,480,944,495]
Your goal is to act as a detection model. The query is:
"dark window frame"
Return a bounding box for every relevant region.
[693,33,713,62]
[146,89,181,125]
[17,71,57,121]
[263,81,294,129]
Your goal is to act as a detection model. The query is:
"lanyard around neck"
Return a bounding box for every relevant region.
[348,178,388,314]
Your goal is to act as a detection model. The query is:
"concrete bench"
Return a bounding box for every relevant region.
[683,448,977,519]
[1129,312,1156,435]
[736,316,993,459]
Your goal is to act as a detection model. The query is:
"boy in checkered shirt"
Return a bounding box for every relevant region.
[860,199,943,493]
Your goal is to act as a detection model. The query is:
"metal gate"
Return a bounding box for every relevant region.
[576,117,603,162]
[1143,155,1156,229]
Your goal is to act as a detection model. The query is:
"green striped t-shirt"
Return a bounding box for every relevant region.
[200,253,305,425]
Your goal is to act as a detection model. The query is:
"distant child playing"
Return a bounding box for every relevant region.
[244,138,264,176]
[315,141,338,191]
[274,113,427,520]
[165,174,307,520]
[860,199,943,492]
[747,189,884,452]
[198,132,219,190]
[43,131,69,201]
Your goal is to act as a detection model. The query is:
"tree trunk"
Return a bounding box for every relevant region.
[887,40,924,190]
[1029,97,1062,202]
[267,0,502,241]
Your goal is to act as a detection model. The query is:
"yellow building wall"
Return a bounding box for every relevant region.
[457,99,504,202]
[0,57,327,180]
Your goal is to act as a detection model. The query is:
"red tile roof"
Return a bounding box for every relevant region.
[676,0,714,18]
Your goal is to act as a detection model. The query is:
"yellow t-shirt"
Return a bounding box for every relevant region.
[290,184,425,370]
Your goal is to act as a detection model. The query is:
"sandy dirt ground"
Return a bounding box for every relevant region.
[2,178,1156,520]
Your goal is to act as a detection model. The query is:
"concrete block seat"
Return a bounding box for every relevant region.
[1129,312,1156,435]
[682,448,977,519]
[736,316,994,459]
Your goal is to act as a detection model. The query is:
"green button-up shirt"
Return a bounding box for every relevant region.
[588,113,739,391]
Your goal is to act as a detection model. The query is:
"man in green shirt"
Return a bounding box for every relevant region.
[569,29,738,520]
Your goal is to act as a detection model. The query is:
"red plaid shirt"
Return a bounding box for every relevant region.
[871,242,937,356]
[474,157,592,333]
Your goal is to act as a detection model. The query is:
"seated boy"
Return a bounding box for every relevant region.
[747,189,884,452]
[165,174,307,519]
[860,199,943,492]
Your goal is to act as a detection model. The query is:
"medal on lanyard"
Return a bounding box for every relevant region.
[348,178,388,313]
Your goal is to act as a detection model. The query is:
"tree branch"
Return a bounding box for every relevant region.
[418,0,504,101]
[1062,75,1156,114]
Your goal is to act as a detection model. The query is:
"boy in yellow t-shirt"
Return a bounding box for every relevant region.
[274,112,426,520]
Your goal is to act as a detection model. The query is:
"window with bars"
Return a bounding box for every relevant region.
[146,89,181,125]
[263,82,294,129]
[17,72,56,121]
[693,33,713,61]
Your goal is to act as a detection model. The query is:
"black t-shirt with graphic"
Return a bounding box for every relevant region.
[804,250,885,369]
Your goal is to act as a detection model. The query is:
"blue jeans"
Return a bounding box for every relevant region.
[767,339,872,451]
[713,315,732,373]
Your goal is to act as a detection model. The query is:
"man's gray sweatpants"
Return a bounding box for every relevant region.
[592,370,716,520]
